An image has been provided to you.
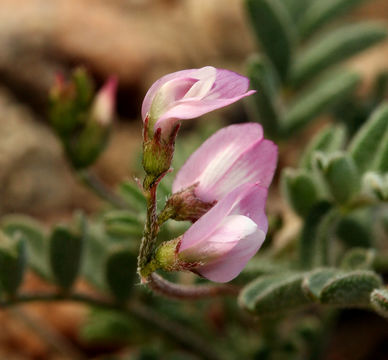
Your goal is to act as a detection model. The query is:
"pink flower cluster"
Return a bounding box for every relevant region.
[143,66,277,283]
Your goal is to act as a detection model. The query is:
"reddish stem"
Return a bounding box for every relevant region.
[148,273,240,300]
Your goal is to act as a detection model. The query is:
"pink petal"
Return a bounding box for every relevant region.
[206,69,251,99]
[179,214,258,263]
[179,183,253,252]
[197,228,266,282]
[154,91,255,130]
[149,77,197,120]
[172,123,263,194]
[178,183,269,282]
[179,183,267,251]
[201,139,277,202]
[91,76,117,126]
[141,69,194,120]
[182,66,217,100]
[231,184,268,233]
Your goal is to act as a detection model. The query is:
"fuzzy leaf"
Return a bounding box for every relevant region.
[303,269,382,307]
[81,222,108,290]
[282,0,311,23]
[370,289,388,318]
[299,125,346,169]
[49,225,83,289]
[291,23,387,86]
[299,0,368,38]
[245,0,296,81]
[118,180,146,211]
[302,268,338,301]
[282,70,360,135]
[1,215,50,280]
[319,270,382,307]
[348,102,388,173]
[0,232,26,295]
[105,246,137,302]
[281,168,321,217]
[321,153,360,204]
[340,248,376,270]
[362,172,388,200]
[299,202,333,269]
[246,55,282,137]
[336,214,372,248]
[104,210,143,239]
[239,273,311,315]
[374,127,388,172]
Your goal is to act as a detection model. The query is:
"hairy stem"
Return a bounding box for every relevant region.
[78,169,129,209]
[138,177,159,274]
[1,292,222,360]
[148,273,240,300]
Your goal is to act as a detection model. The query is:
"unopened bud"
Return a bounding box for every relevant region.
[48,68,117,169]
[90,76,117,126]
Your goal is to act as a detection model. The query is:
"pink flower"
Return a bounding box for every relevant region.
[142,66,255,138]
[172,123,277,204]
[177,183,268,283]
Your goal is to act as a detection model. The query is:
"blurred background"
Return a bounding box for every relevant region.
[1,0,388,359]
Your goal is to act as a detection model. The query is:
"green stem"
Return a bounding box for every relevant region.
[78,169,129,209]
[1,292,222,360]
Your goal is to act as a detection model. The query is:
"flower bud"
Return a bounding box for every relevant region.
[48,69,117,169]
[90,76,117,126]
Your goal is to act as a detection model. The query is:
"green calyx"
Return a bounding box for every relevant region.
[142,138,174,188]
[140,238,181,279]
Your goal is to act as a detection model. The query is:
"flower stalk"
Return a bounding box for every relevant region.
[148,273,240,300]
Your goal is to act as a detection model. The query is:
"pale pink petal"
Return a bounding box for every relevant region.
[182,66,217,100]
[201,139,277,202]
[179,215,257,263]
[206,69,251,99]
[232,184,268,233]
[154,91,256,130]
[179,183,269,282]
[197,229,266,282]
[172,123,263,194]
[149,77,197,121]
[178,183,255,252]
[142,66,218,120]
[141,69,194,120]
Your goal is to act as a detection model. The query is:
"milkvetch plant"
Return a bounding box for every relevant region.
[137,66,277,296]
[1,1,388,357]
